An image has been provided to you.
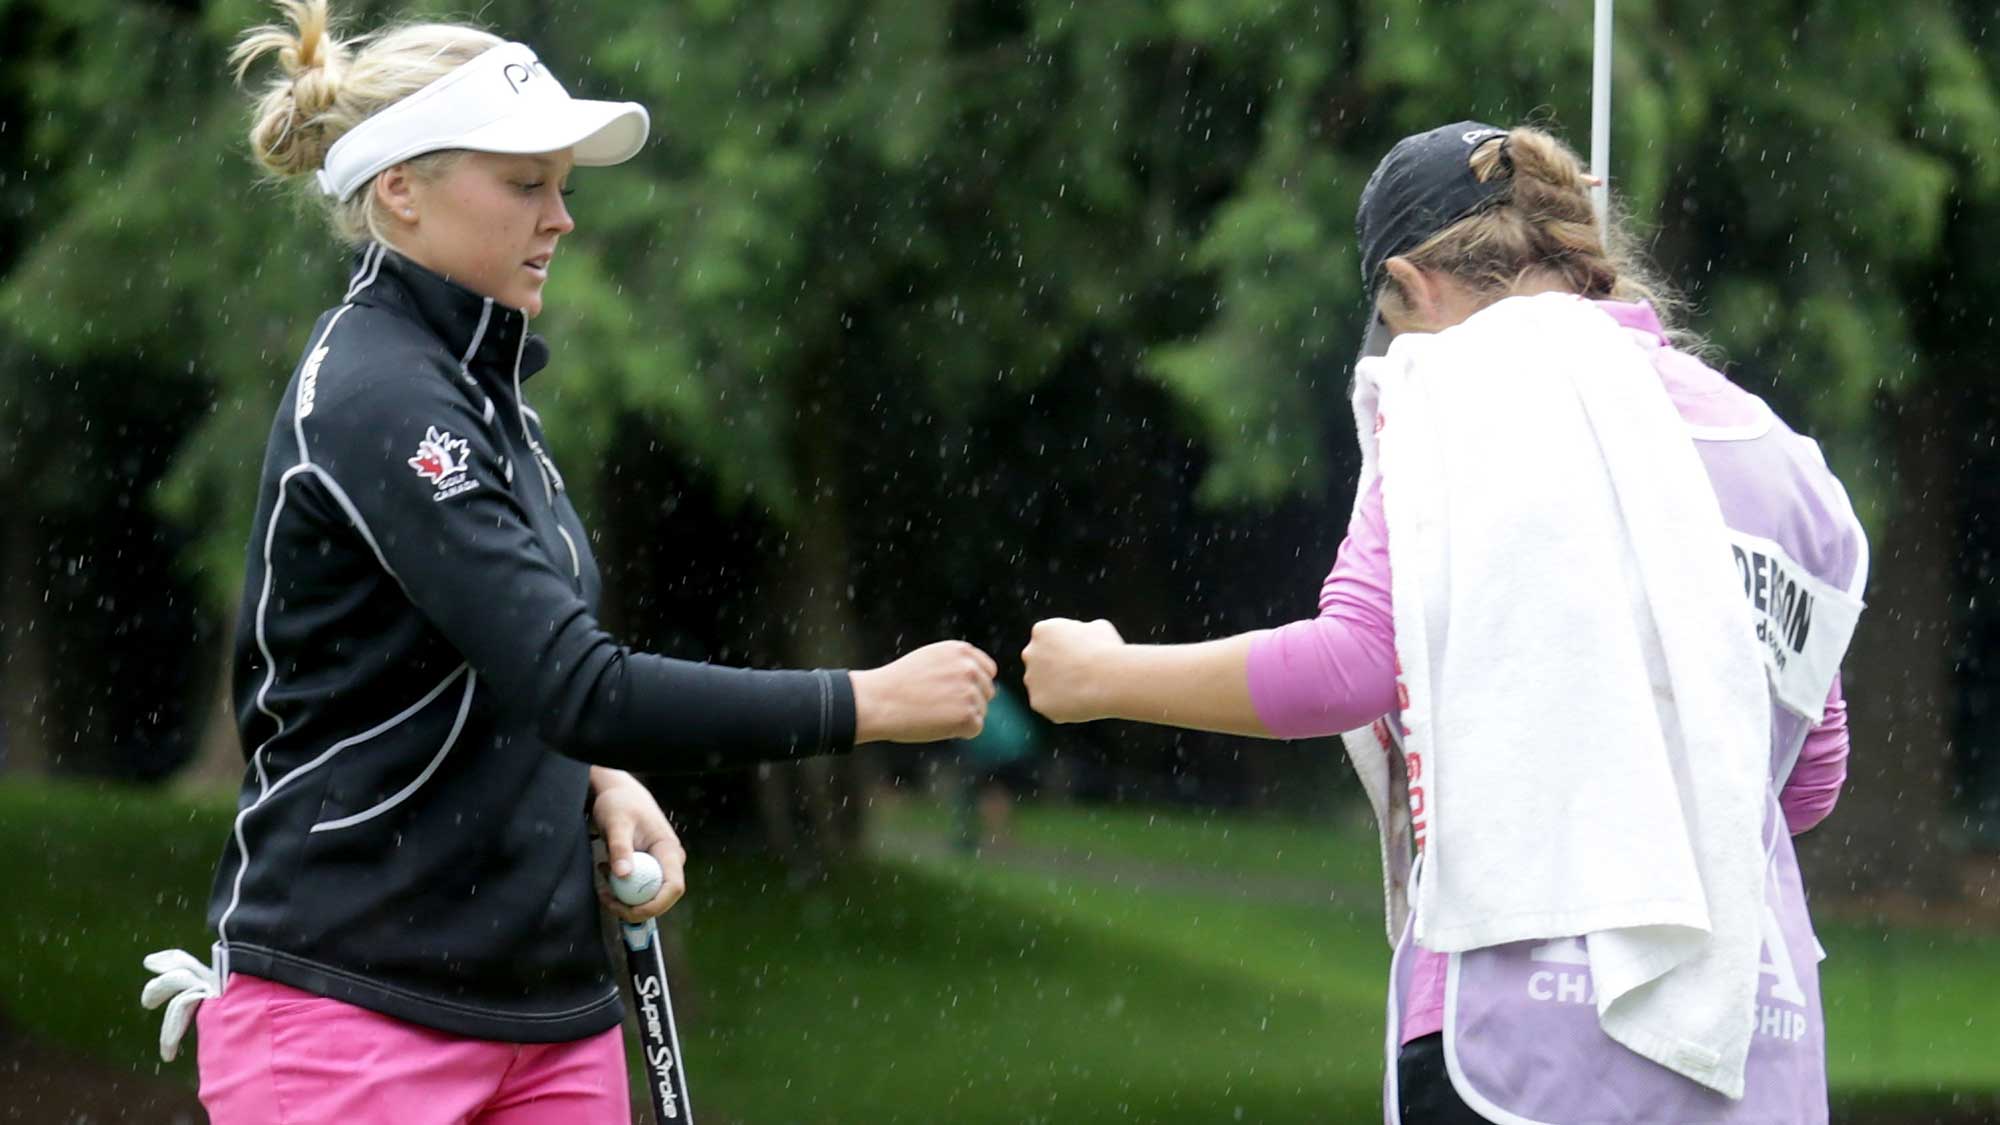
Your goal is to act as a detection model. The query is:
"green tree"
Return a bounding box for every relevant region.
[0,0,243,777]
[4,0,1997,889]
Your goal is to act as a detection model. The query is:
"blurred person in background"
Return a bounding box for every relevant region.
[1023,122,1865,1124]
[953,683,1039,854]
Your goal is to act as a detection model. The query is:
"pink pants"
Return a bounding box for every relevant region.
[195,974,631,1125]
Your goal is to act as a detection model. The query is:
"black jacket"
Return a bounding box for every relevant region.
[209,244,855,1041]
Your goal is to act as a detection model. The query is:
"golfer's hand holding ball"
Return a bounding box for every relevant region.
[591,768,688,924]
[1020,618,1125,723]
[850,641,998,743]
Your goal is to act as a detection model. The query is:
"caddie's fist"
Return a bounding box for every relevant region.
[1021,617,1124,724]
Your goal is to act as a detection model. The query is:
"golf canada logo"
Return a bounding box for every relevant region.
[409,426,479,502]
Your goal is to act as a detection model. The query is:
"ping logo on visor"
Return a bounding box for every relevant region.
[501,59,550,94]
[316,42,649,201]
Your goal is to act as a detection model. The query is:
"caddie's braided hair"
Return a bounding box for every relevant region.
[1376,124,1694,342]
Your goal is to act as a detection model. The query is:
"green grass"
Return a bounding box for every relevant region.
[881,796,1386,893]
[0,780,232,1063]
[1819,920,2000,1093]
[684,854,1382,1122]
[3,778,1997,1123]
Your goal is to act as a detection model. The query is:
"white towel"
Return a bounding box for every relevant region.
[1341,293,1771,1096]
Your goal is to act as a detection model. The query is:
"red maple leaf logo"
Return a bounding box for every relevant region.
[408,426,470,485]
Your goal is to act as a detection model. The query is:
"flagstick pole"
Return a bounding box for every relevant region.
[1591,0,1613,227]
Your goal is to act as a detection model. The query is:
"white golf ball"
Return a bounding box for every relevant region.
[609,851,664,906]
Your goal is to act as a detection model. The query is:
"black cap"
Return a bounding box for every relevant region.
[1355,121,1511,292]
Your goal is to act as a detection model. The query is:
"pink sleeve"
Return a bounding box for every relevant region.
[1246,479,1398,739]
[1780,676,1849,835]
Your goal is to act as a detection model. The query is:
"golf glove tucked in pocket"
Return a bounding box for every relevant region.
[140,946,224,1062]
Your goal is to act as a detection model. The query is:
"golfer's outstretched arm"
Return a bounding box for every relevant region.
[307,363,993,771]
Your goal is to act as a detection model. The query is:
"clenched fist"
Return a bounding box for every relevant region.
[850,640,998,744]
[1021,617,1125,724]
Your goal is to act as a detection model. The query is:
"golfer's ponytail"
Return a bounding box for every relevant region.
[234,0,349,180]
[1379,124,1690,340]
[232,0,500,245]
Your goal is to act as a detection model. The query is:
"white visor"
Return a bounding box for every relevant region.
[316,42,649,200]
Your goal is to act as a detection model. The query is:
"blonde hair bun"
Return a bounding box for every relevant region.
[230,2,500,245]
[233,0,351,179]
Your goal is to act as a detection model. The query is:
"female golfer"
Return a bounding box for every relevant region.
[1024,123,1865,1124]
[140,3,995,1120]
